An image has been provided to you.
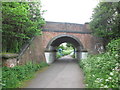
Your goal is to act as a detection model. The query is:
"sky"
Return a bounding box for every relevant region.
[41,0,99,24]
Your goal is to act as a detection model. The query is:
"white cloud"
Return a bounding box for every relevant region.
[41,0,99,24]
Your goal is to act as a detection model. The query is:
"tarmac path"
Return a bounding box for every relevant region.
[24,55,85,88]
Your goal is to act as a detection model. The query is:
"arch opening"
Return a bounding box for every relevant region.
[45,34,85,64]
[56,42,75,59]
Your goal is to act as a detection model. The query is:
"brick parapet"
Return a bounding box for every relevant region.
[43,21,91,32]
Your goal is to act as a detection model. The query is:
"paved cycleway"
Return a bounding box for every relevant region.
[24,55,85,88]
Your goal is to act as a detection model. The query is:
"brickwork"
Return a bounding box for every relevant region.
[42,21,102,53]
[43,21,90,32]
[42,31,98,53]
[18,21,103,64]
[19,36,46,65]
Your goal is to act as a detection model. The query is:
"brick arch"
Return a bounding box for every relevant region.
[45,34,84,51]
[19,21,104,64]
[42,21,96,53]
[44,34,85,64]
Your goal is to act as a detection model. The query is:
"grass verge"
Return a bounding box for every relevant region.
[2,62,48,88]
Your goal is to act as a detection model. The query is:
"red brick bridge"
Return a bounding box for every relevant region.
[19,21,103,64]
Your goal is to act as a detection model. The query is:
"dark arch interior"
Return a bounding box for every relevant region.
[45,35,85,64]
[50,36,83,48]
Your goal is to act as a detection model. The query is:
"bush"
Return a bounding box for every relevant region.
[79,39,119,88]
[2,62,48,88]
[62,50,73,56]
[56,50,73,59]
[107,38,120,56]
[2,2,45,53]
[56,52,62,59]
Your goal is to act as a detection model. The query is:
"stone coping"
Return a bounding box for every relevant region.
[1,53,18,59]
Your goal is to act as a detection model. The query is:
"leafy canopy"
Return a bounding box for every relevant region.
[2,2,45,53]
[90,2,120,41]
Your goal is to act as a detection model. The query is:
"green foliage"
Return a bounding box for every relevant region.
[71,53,75,58]
[56,50,73,58]
[90,2,120,43]
[62,50,73,56]
[88,3,120,88]
[56,43,74,58]
[79,39,119,88]
[0,68,2,90]
[2,62,48,88]
[2,2,45,53]
[57,45,65,50]
[66,43,74,48]
[56,52,62,58]
[107,38,120,55]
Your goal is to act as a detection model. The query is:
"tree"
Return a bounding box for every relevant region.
[2,2,45,53]
[90,2,120,46]
[66,43,74,48]
[57,45,65,50]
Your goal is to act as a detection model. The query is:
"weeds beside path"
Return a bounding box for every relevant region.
[79,39,119,88]
[2,62,48,88]
[21,66,49,88]
[24,57,85,88]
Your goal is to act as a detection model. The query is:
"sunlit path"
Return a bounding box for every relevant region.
[24,56,85,88]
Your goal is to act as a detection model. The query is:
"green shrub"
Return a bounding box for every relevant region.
[56,52,62,59]
[107,38,120,56]
[79,39,119,88]
[62,50,72,56]
[71,54,75,58]
[0,68,2,90]
[2,2,45,53]
[56,50,72,58]
[2,62,48,88]
[56,50,73,59]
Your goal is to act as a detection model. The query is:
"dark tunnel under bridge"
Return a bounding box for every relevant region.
[44,34,88,64]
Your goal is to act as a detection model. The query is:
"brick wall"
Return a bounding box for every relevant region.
[19,36,46,65]
[42,21,102,53]
[42,31,99,54]
[18,21,103,64]
[43,21,90,32]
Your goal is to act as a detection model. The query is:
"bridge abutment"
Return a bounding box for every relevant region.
[44,34,85,64]
[44,46,57,64]
[44,51,56,64]
[17,21,103,65]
